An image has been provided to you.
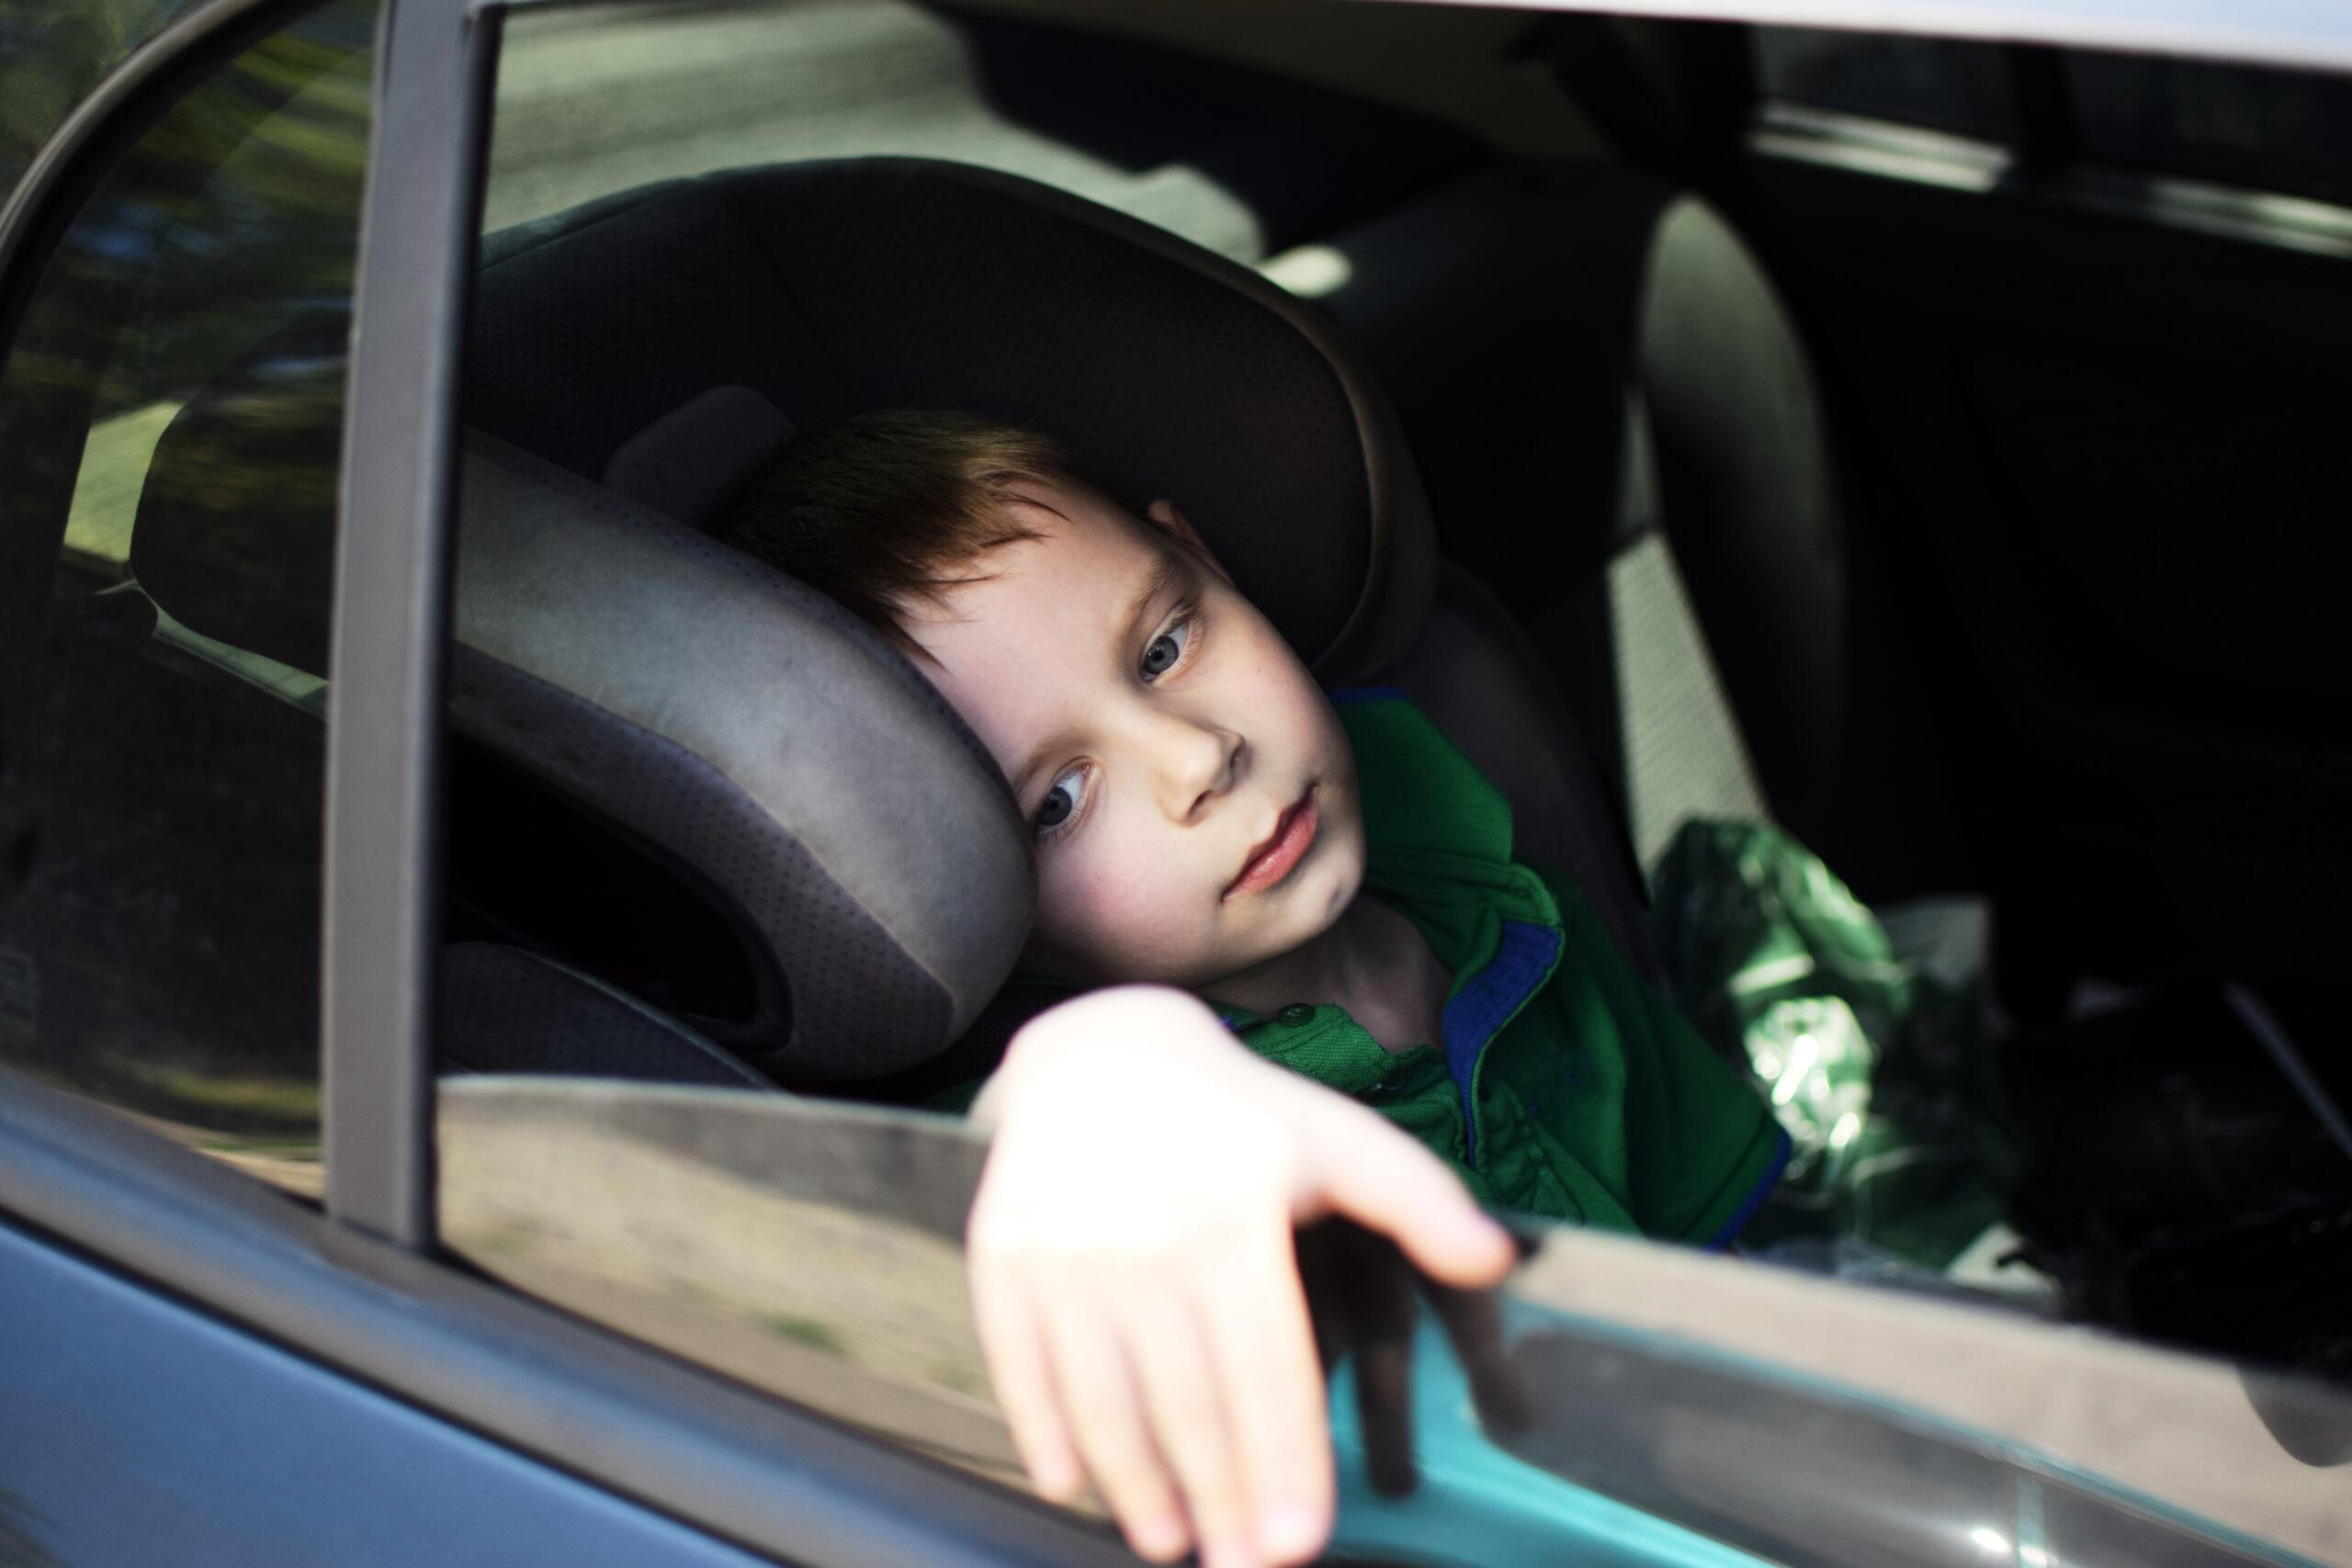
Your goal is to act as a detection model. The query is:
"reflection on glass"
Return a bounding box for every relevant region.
[2066,52,2352,209]
[1751,28,2018,142]
[0,0,376,1198]
[0,0,210,195]
[435,1079,2343,1568]
[1507,1228,2351,1568]
[1749,102,2022,196]
[437,1077,1048,1494]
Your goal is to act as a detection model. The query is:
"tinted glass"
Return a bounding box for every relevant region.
[437,1081,1027,1491]
[0,0,374,1196]
[1752,28,2018,140]
[2065,52,2352,206]
[0,0,212,194]
[1498,1328,2271,1568]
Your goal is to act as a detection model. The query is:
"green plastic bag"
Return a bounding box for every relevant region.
[1648,820,2012,1269]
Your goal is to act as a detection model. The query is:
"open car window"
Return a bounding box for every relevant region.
[425,2,2352,1565]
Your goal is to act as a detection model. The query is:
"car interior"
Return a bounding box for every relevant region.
[20,0,2352,1412]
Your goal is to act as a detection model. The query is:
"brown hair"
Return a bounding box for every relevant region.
[713,410,1095,655]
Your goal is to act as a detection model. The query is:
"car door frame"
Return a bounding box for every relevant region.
[0,1,1135,1562]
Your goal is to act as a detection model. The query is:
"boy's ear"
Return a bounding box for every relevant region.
[1146,498,1234,585]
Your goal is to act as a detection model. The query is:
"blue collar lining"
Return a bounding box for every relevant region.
[1440,919,1561,1167]
[1705,1126,1793,1252]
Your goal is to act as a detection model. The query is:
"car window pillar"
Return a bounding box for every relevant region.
[324,0,500,1247]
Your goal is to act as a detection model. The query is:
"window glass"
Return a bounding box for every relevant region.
[1751,27,2018,141]
[0,0,211,195]
[0,0,375,1197]
[2064,51,2352,206]
[438,1080,1030,1492]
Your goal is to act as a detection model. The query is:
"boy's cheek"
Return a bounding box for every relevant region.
[1033,853,1219,984]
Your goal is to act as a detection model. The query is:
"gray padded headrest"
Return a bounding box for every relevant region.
[452,434,1033,1081]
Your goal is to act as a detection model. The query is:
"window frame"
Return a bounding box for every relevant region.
[318,0,492,1249]
[0,2,1136,1562]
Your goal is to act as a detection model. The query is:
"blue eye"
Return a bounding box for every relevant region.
[1036,765,1086,833]
[1141,616,1190,680]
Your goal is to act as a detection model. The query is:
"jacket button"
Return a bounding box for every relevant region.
[1278,1004,1316,1025]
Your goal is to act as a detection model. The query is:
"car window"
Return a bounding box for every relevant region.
[432,2,2352,1562]
[446,0,1533,1515]
[0,0,375,1199]
[438,1078,1031,1493]
[1751,24,2352,255]
[2064,51,2352,208]
[0,0,215,195]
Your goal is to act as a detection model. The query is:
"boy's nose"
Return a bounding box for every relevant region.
[1155,713,1241,821]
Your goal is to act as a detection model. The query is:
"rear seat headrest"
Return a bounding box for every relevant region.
[469,157,1435,682]
[450,434,1033,1079]
[601,384,794,525]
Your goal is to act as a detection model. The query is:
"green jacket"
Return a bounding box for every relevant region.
[1225,693,1787,1245]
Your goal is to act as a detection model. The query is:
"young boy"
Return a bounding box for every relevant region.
[717,411,1786,1568]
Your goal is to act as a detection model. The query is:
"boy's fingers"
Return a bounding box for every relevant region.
[1200,1223,1336,1565]
[1305,1103,1517,1288]
[1339,1228,1420,1499]
[968,1261,1085,1501]
[1035,1275,1193,1562]
[1424,1280,1535,1435]
[1117,1284,1259,1568]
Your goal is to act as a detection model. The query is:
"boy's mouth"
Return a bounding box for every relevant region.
[1226,788,1318,901]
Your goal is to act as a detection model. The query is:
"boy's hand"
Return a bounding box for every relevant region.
[967,985,1518,1568]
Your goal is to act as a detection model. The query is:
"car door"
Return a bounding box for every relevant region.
[0,3,1124,1562]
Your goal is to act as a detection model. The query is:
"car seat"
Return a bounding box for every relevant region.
[131,157,1660,1091]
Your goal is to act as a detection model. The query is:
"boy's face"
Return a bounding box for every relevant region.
[906,480,1365,990]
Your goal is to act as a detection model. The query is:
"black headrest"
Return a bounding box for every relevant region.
[469,158,1433,680]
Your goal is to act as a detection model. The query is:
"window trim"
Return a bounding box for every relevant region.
[1747,98,2352,258]
[318,0,497,1248]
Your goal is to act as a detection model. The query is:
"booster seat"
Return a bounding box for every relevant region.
[136,157,1659,1089]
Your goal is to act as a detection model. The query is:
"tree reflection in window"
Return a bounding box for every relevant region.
[0,0,375,1197]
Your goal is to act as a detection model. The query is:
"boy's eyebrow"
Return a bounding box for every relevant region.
[1123,547,1186,643]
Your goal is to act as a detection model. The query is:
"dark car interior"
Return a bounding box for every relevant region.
[13,0,2352,1402]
